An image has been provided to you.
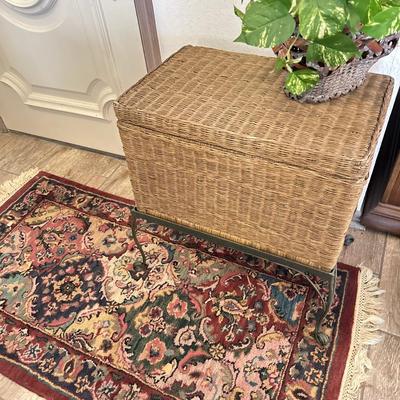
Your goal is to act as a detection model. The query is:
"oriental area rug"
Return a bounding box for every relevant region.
[0,170,383,400]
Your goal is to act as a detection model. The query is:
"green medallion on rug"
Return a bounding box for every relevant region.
[0,170,383,400]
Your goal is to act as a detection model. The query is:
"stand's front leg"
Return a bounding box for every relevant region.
[314,266,337,346]
[131,208,147,268]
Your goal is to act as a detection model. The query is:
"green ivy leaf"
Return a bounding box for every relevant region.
[380,0,400,7]
[274,57,286,72]
[285,69,320,96]
[234,5,244,21]
[347,4,362,32]
[234,32,247,43]
[348,0,382,24]
[235,0,295,48]
[281,0,293,8]
[298,0,347,40]
[363,7,400,39]
[307,33,360,67]
[289,0,300,15]
[278,0,297,10]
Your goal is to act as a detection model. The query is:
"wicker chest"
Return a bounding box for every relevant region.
[114,46,393,273]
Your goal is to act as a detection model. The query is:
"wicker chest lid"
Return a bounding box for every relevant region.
[115,46,393,182]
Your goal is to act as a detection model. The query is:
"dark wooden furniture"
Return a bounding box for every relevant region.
[362,87,400,235]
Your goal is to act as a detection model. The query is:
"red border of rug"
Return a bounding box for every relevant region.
[324,263,359,398]
[0,171,361,400]
[0,171,134,216]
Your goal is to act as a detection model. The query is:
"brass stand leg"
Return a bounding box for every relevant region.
[314,265,337,346]
[131,209,147,267]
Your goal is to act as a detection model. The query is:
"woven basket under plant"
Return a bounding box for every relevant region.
[287,34,399,103]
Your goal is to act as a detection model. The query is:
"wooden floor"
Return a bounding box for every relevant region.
[0,130,398,399]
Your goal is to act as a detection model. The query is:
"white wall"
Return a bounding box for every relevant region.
[153,0,400,215]
[153,0,274,60]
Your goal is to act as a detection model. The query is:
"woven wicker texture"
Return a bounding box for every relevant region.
[115,46,393,271]
[292,58,379,103]
[292,33,399,103]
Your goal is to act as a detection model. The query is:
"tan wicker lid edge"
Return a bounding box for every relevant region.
[115,75,392,182]
[363,74,394,158]
[114,45,394,182]
[117,119,369,185]
[114,45,195,110]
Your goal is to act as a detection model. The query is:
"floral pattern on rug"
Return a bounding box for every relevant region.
[0,173,354,400]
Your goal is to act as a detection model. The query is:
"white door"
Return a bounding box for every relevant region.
[0,0,148,155]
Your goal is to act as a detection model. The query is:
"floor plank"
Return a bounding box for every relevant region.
[0,170,17,185]
[0,131,15,147]
[99,162,134,199]
[0,376,42,400]
[0,132,57,175]
[339,228,387,275]
[362,332,400,400]
[379,234,400,336]
[36,146,121,184]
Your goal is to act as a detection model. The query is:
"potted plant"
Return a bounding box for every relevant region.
[234,0,400,102]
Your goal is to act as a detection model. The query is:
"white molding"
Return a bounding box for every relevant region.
[0,69,116,119]
[0,0,121,119]
[0,0,64,32]
[87,0,123,94]
[2,0,56,15]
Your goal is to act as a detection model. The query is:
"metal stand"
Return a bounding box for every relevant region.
[131,210,147,268]
[130,207,337,347]
[313,267,337,346]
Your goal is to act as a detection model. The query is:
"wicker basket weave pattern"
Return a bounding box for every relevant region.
[114,46,393,272]
[293,58,378,103]
[292,33,399,103]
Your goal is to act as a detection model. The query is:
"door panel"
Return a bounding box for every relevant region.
[0,0,147,154]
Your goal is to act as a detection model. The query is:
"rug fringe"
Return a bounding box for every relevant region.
[0,168,39,206]
[339,266,385,399]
